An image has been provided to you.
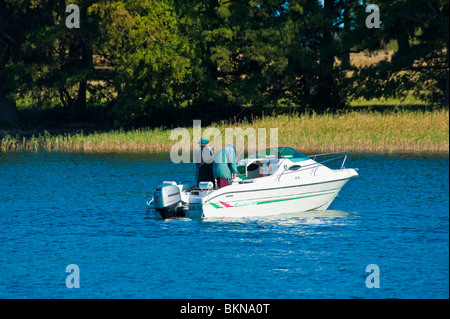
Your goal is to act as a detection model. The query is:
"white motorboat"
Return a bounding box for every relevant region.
[147,147,358,219]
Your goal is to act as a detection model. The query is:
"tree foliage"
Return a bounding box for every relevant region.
[0,0,448,127]
[350,0,449,106]
[91,0,193,126]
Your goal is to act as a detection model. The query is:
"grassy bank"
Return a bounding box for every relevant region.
[1,108,448,153]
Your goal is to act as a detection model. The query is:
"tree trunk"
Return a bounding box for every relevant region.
[0,94,19,126]
[76,12,94,116]
[445,68,449,107]
[340,0,351,70]
[77,80,87,113]
[317,0,338,112]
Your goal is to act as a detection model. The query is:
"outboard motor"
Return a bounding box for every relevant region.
[153,181,185,218]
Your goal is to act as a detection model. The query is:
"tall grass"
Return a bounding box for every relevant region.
[1,109,448,153]
[258,109,449,153]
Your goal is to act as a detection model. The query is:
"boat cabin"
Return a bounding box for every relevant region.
[237,147,311,180]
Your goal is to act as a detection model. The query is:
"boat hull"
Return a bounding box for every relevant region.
[186,169,357,218]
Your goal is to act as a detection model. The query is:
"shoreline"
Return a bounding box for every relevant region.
[1,109,448,153]
[1,148,448,155]
[2,138,447,154]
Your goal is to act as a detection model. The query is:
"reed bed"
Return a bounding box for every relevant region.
[253,108,449,153]
[1,109,448,153]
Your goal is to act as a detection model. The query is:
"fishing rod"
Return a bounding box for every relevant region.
[205,106,248,149]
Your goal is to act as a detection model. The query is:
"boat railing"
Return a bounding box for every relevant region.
[308,150,353,170]
[276,150,353,181]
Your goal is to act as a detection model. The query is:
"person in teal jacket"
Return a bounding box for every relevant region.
[213,144,238,188]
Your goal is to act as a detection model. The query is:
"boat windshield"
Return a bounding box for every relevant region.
[248,147,310,162]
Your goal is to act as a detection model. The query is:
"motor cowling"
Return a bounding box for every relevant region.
[154,182,184,218]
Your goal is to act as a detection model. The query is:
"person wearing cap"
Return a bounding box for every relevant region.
[213,144,238,188]
[194,138,215,186]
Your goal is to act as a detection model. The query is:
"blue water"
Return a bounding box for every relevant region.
[0,151,448,299]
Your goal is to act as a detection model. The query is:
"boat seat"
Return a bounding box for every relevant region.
[247,162,262,178]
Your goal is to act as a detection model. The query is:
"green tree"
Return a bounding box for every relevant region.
[91,0,193,127]
[0,0,101,122]
[3,1,446,129]
[178,0,380,115]
[0,0,19,125]
[177,0,348,114]
[350,0,449,107]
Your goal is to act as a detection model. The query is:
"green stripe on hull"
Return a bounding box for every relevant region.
[209,191,335,209]
[209,202,223,209]
[256,192,335,205]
